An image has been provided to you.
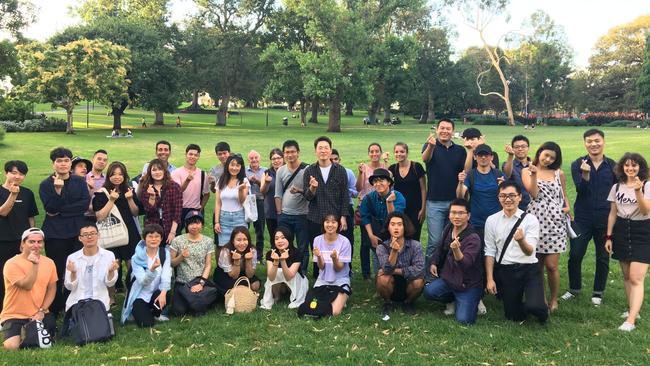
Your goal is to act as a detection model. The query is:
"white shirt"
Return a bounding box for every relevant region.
[217,178,250,212]
[319,165,332,183]
[484,209,540,265]
[64,247,118,311]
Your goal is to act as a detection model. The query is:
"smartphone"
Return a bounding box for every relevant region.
[153,301,161,310]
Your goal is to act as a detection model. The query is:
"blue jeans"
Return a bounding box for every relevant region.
[425,200,451,259]
[423,278,482,325]
[278,213,310,273]
[360,227,379,279]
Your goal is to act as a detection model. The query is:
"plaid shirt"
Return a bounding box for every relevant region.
[141,181,183,235]
[303,163,350,224]
[376,239,425,281]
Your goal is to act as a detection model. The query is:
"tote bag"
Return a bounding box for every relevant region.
[243,194,258,223]
[96,188,130,249]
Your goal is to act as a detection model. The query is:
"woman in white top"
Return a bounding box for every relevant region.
[357,143,389,281]
[63,223,119,335]
[605,153,650,332]
[214,155,250,246]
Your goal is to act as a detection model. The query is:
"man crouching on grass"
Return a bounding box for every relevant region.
[376,212,425,319]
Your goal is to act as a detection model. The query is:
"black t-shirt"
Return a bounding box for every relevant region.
[92,190,143,247]
[0,186,38,242]
[265,246,303,275]
[389,162,426,214]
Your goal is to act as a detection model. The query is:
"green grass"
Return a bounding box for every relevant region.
[1,107,649,365]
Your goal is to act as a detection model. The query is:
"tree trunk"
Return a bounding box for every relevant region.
[383,106,391,123]
[418,103,428,124]
[309,98,319,124]
[66,108,74,134]
[154,110,164,125]
[216,95,230,126]
[427,91,436,122]
[345,102,353,116]
[368,103,378,124]
[327,93,342,133]
[300,98,307,126]
[111,99,128,130]
[187,90,202,111]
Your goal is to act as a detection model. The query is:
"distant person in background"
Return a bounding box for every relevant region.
[176,116,182,128]
[40,147,89,316]
[605,153,650,332]
[0,161,39,312]
[141,117,147,128]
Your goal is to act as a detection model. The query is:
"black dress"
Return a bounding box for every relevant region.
[389,162,426,241]
[92,190,143,260]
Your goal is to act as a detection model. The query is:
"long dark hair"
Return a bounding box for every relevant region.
[224,226,253,255]
[218,154,246,191]
[532,141,562,170]
[138,159,172,197]
[103,161,130,193]
[615,152,649,182]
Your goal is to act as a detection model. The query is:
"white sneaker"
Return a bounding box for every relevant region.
[620,311,641,319]
[477,300,487,315]
[443,302,456,315]
[561,291,576,301]
[155,315,170,322]
[591,296,602,306]
[618,321,635,332]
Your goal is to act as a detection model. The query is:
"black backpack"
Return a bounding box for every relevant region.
[69,299,114,345]
[297,286,342,319]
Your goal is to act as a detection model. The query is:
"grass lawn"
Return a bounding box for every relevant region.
[1,106,649,365]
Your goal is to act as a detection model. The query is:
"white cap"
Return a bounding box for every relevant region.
[21,227,45,242]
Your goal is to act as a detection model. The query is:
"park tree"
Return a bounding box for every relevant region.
[638,34,650,113]
[176,21,214,112]
[194,0,274,126]
[16,39,130,133]
[0,0,33,35]
[74,0,170,25]
[51,17,183,127]
[587,14,650,111]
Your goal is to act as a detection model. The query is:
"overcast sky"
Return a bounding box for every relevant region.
[13,0,650,68]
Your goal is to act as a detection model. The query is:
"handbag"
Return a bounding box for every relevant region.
[96,188,129,249]
[20,319,54,349]
[177,277,220,313]
[243,193,258,223]
[297,285,341,319]
[224,276,259,314]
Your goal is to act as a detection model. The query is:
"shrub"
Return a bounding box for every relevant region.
[604,120,649,128]
[0,124,4,142]
[0,117,67,132]
[0,99,36,122]
[544,118,588,127]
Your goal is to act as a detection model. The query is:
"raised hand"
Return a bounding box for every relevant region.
[27,250,40,264]
[449,236,461,250]
[270,249,280,261]
[8,183,19,194]
[313,247,321,258]
[264,172,273,183]
[330,249,338,261]
[513,228,525,242]
[231,250,241,261]
[458,170,466,183]
[244,250,254,260]
[150,257,161,271]
[386,191,396,203]
[109,259,120,273]
[358,163,366,174]
[633,176,644,191]
[109,188,120,201]
[279,249,289,260]
[497,175,505,185]
[66,260,76,274]
[390,237,401,251]
[289,185,302,194]
[146,184,156,196]
[53,175,64,189]
[528,165,538,175]
[580,159,591,173]
[504,144,515,156]
[238,182,247,191]
[186,172,194,181]
[426,132,436,145]
[181,247,190,258]
[382,152,390,162]
[125,187,134,199]
[309,175,318,190]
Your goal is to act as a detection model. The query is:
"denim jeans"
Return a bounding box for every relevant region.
[423,278,483,325]
[278,213,310,273]
[360,227,379,279]
[567,221,609,295]
[425,200,452,259]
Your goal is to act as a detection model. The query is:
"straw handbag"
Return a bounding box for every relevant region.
[224,277,259,314]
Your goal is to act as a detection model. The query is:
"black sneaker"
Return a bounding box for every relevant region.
[402,302,416,315]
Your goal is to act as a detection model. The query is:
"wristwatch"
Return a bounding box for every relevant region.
[199,279,206,286]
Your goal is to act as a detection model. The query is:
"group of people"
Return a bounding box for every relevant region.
[1,120,649,350]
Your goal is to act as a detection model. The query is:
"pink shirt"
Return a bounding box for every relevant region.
[171,167,210,209]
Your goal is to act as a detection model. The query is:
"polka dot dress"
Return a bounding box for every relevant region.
[526,170,567,254]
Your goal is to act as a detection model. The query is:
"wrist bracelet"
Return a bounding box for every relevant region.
[604,234,613,241]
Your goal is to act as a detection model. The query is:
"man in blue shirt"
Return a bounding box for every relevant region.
[456,144,504,237]
[562,129,616,305]
[502,135,532,210]
[421,119,466,258]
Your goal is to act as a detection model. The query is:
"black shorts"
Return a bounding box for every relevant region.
[1,319,29,340]
[390,275,408,302]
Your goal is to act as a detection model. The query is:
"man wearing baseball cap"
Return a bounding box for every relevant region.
[461,128,500,172]
[1,228,57,350]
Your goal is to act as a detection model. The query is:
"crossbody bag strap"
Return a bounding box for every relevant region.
[497,212,527,265]
[282,163,307,193]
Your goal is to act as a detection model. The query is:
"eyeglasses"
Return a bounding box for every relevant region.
[79,232,98,238]
[513,144,528,149]
[449,211,468,216]
[498,193,519,200]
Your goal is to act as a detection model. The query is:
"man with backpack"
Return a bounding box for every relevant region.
[62,223,118,344]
